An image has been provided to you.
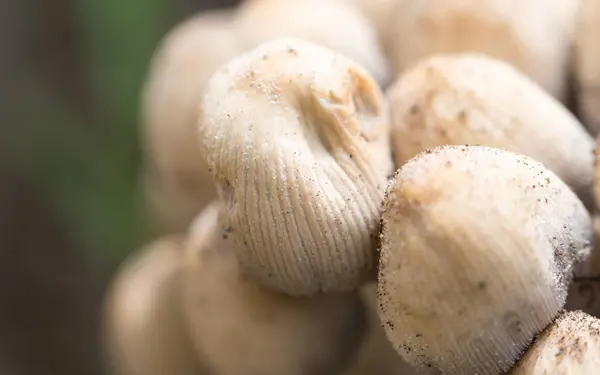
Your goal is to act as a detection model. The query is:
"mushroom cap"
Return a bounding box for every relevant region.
[378,145,593,374]
[387,53,595,209]
[511,311,600,374]
[386,0,580,100]
[235,0,391,87]
[140,8,241,232]
[182,201,366,375]
[573,0,600,135]
[199,38,393,295]
[102,236,205,375]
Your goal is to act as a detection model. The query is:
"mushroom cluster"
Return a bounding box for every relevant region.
[105,0,600,374]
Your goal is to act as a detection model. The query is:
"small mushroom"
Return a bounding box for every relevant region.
[102,237,205,375]
[140,8,241,232]
[573,0,600,135]
[235,0,391,87]
[386,0,580,100]
[510,311,600,374]
[199,38,393,295]
[387,53,595,210]
[345,284,419,375]
[181,201,366,375]
[378,145,593,374]
[352,0,397,56]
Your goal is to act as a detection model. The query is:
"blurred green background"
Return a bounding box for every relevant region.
[0,0,237,373]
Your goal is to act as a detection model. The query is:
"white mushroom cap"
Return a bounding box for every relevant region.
[387,53,595,209]
[181,201,366,375]
[199,38,393,296]
[378,145,593,374]
[102,237,205,375]
[573,0,600,135]
[511,311,600,374]
[235,0,391,87]
[140,8,241,232]
[386,0,580,100]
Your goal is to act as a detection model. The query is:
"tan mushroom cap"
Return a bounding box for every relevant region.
[235,0,391,87]
[511,311,600,374]
[102,236,205,375]
[140,8,241,232]
[378,145,593,374]
[199,38,393,296]
[181,201,366,375]
[387,53,595,209]
[573,0,600,135]
[386,0,580,100]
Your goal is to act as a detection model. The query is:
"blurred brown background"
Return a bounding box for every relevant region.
[0,0,239,373]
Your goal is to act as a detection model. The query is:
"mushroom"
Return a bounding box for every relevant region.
[377,145,593,374]
[140,8,241,233]
[198,38,393,296]
[386,0,580,100]
[181,201,366,375]
[102,236,205,375]
[351,0,397,56]
[235,0,391,87]
[387,53,595,210]
[511,310,600,374]
[573,0,600,135]
[345,284,419,375]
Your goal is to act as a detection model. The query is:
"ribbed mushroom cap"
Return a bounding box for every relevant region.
[378,145,593,374]
[387,53,595,209]
[199,38,393,295]
[511,311,600,374]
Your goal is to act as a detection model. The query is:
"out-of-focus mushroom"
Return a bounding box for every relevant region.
[103,237,205,375]
[140,8,241,233]
[386,0,580,100]
[387,53,595,210]
[199,38,393,296]
[235,0,391,87]
[510,311,600,374]
[182,201,366,375]
[378,145,593,374]
[573,0,600,135]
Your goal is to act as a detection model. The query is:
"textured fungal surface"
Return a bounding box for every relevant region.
[140,9,240,231]
[182,202,366,375]
[235,0,391,87]
[199,38,393,295]
[387,53,595,209]
[386,0,579,100]
[511,311,600,374]
[378,145,593,374]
